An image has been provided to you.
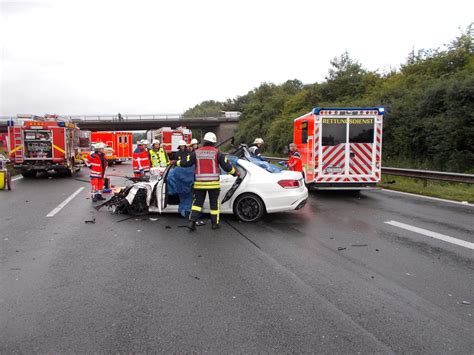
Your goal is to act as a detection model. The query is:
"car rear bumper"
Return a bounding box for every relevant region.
[265,187,309,213]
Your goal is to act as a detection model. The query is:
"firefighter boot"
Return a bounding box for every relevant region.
[96,194,106,201]
[187,220,196,231]
[92,195,98,203]
[212,222,220,230]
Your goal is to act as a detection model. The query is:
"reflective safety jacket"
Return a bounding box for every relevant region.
[171,149,189,162]
[87,152,106,178]
[288,150,303,172]
[132,147,150,174]
[149,148,169,168]
[177,145,236,189]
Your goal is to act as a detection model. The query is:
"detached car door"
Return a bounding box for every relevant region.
[155,165,173,213]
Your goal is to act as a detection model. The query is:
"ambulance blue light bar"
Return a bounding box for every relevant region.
[313,107,385,115]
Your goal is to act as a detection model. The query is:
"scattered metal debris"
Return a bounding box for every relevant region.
[461,301,471,305]
[116,216,135,223]
[337,247,346,251]
[351,244,368,247]
[84,218,96,224]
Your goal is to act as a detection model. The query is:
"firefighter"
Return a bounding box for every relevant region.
[288,143,303,172]
[149,139,169,168]
[87,142,107,202]
[189,138,199,152]
[132,140,150,178]
[249,138,264,157]
[172,140,189,162]
[176,132,239,231]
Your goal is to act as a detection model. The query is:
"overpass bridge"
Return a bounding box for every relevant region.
[0,113,240,142]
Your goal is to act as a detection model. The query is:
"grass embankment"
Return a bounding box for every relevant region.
[380,174,474,203]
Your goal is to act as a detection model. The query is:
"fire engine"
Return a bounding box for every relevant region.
[293,107,384,189]
[7,115,82,177]
[147,126,192,154]
[91,131,133,164]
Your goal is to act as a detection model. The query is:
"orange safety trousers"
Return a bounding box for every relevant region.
[91,177,105,193]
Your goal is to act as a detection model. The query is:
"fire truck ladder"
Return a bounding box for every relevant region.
[12,127,24,163]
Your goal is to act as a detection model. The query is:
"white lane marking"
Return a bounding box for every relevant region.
[46,187,85,217]
[12,176,23,181]
[385,220,474,250]
[382,188,474,207]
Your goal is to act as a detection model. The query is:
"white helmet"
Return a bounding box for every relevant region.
[94,142,106,150]
[137,140,143,145]
[203,132,217,143]
[152,139,160,145]
[142,139,150,146]
[253,138,264,145]
[190,138,199,145]
[178,139,187,146]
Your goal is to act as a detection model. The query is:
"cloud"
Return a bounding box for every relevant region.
[1,0,473,116]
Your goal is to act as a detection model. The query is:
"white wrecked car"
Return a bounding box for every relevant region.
[99,145,308,222]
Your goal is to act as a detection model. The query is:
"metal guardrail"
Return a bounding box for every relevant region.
[382,167,474,184]
[262,156,474,184]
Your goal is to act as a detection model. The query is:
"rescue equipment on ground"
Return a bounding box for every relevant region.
[0,154,12,190]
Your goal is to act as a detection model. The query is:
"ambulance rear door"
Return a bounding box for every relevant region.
[318,112,348,183]
[347,110,379,183]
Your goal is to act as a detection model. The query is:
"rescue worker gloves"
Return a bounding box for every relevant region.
[203,132,217,143]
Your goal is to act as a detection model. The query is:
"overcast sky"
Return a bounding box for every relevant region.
[0,0,472,116]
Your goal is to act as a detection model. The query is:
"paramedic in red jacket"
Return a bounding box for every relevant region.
[288,143,303,172]
[87,142,107,202]
[132,140,150,178]
[176,132,239,231]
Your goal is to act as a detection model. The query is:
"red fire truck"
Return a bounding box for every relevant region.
[147,126,192,154]
[91,131,133,164]
[293,107,384,189]
[7,115,82,177]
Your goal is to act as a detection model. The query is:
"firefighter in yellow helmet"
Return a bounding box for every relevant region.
[149,139,169,168]
[176,132,239,230]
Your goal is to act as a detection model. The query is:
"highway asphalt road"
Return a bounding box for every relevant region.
[1,163,473,353]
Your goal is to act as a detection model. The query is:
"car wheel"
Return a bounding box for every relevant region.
[21,171,36,178]
[233,193,265,223]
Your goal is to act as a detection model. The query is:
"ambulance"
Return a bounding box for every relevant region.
[147,127,192,154]
[293,107,384,189]
[91,131,133,163]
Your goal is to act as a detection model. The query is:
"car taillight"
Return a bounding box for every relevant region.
[278,179,300,188]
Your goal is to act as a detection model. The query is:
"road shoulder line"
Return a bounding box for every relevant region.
[46,187,85,217]
[382,188,473,207]
[385,220,474,250]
